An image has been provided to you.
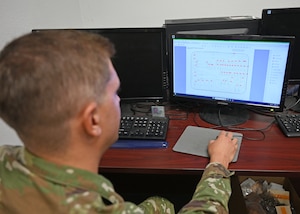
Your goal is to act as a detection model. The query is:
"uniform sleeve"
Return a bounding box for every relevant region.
[178,162,234,214]
[138,196,175,214]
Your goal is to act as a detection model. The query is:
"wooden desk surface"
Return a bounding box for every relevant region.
[100,107,300,176]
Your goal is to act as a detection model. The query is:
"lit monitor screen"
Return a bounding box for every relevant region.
[170,34,294,126]
[261,7,300,83]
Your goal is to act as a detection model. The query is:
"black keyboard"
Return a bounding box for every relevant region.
[118,115,169,140]
[275,114,300,137]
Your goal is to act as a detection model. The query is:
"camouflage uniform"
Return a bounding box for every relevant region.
[178,162,234,214]
[0,145,233,214]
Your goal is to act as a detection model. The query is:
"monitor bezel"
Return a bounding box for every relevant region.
[33,27,168,103]
[260,7,300,84]
[169,33,295,112]
[85,27,168,103]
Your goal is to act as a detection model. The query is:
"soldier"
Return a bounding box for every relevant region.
[0,30,238,213]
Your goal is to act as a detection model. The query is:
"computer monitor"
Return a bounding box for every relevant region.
[84,28,168,103]
[170,34,295,126]
[260,7,300,84]
[33,28,168,103]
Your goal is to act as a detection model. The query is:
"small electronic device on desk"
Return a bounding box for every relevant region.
[275,113,300,137]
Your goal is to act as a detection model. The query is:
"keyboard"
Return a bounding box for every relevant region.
[275,114,300,137]
[118,115,169,140]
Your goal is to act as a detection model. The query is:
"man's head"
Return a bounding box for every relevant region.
[0,30,120,154]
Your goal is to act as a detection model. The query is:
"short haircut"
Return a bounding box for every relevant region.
[0,30,115,150]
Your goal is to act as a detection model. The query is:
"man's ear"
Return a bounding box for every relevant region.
[82,102,102,137]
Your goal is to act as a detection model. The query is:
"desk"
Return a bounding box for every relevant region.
[100,107,300,177]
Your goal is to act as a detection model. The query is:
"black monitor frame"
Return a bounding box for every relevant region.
[33,28,168,104]
[260,7,300,84]
[86,28,168,103]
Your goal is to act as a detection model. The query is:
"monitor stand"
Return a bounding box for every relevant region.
[199,105,249,126]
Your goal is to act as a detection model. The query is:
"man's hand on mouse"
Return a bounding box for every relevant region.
[208,130,238,169]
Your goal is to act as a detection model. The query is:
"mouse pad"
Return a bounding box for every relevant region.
[173,126,243,162]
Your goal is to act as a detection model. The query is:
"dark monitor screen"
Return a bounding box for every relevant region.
[260,7,300,83]
[32,28,167,102]
[170,34,294,125]
[83,28,167,102]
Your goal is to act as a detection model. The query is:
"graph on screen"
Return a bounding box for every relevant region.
[191,51,249,94]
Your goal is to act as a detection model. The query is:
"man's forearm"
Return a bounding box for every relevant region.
[178,163,234,214]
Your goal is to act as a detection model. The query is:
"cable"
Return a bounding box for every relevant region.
[225,119,276,141]
[193,108,276,141]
